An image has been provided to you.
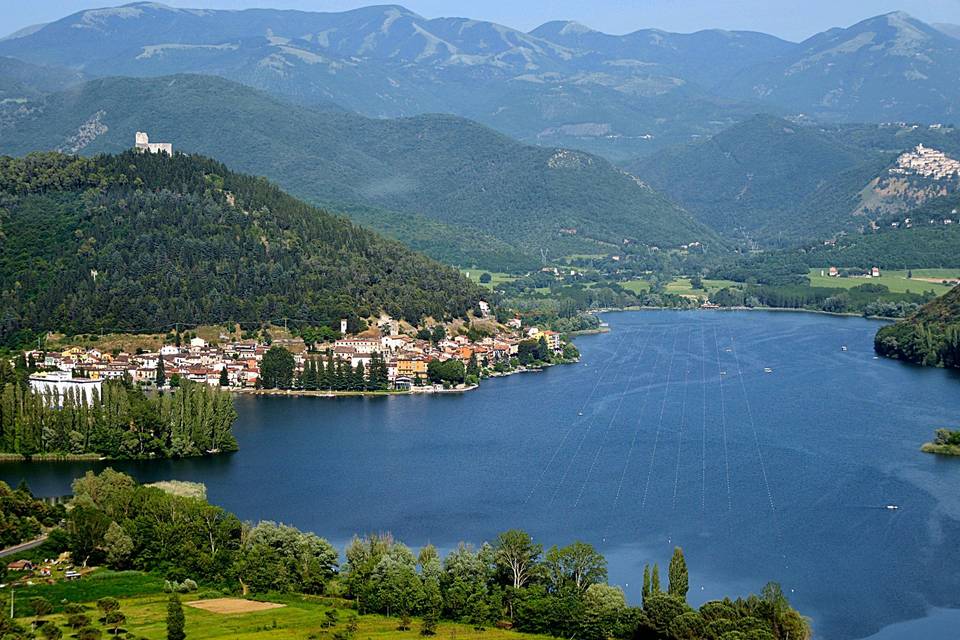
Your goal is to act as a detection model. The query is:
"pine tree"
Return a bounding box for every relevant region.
[167,593,186,640]
[668,547,688,600]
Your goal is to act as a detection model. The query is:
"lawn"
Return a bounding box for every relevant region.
[8,571,167,616]
[622,278,735,297]
[12,580,553,640]
[461,270,519,289]
[807,268,959,295]
[665,278,737,296]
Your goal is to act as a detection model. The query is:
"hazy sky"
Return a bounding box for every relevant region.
[6,0,960,41]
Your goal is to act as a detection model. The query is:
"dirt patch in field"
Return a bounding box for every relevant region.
[186,598,286,614]
[912,277,959,284]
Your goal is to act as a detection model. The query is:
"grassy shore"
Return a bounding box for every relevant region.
[0,452,104,462]
[921,442,960,456]
[808,268,959,295]
[9,571,550,640]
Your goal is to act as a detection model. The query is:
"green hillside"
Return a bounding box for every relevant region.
[0,74,718,270]
[627,115,882,239]
[628,115,960,243]
[0,151,483,348]
[875,285,960,367]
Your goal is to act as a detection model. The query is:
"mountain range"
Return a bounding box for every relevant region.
[3,4,960,163]
[0,73,714,269]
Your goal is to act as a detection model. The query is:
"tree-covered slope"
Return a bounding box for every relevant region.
[628,115,960,243]
[875,285,960,367]
[0,151,483,348]
[628,115,873,238]
[0,74,717,268]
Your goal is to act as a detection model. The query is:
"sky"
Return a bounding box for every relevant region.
[5,0,960,41]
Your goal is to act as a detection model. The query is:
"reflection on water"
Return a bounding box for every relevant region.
[4,311,960,640]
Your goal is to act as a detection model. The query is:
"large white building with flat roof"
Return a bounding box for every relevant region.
[29,371,102,406]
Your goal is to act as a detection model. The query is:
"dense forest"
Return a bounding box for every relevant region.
[875,285,960,367]
[0,151,483,348]
[0,74,718,269]
[6,469,809,640]
[0,375,237,459]
[0,480,65,548]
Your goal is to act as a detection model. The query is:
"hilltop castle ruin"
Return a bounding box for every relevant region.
[134,131,172,155]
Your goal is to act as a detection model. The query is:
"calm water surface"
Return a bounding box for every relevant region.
[4,311,960,640]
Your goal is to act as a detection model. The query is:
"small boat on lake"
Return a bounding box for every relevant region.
[764,368,773,373]
[885,504,899,510]
[841,346,848,351]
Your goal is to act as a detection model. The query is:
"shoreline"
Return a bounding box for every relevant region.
[231,360,577,399]
[592,305,898,322]
[921,442,960,456]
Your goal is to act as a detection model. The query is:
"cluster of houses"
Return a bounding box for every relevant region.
[890,144,960,181]
[825,266,881,278]
[27,318,565,395]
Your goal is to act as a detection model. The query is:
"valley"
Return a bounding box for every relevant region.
[4,3,960,640]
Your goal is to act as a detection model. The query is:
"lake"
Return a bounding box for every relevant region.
[4,310,960,640]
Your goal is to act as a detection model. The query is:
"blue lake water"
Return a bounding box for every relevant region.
[4,310,960,639]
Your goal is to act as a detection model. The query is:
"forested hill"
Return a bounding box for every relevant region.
[0,151,483,348]
[875,285,960,367]
[0,74,718,269]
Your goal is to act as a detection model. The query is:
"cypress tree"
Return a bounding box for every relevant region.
[651,564,661,594]
[166,593,186,640]
[218,367,229,387]
[668,547,689,600]
[156,357,166,388]
[642,564,651,604]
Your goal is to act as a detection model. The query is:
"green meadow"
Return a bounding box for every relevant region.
[807,268,959,295]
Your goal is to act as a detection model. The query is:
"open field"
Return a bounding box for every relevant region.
[461,269,519,288]
[622,278,736,297]
[808,269,960,295]
[9,574,552,640]
[8,571,167,615]
[666,278,737,296]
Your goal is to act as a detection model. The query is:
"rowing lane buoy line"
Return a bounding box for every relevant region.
[547,327,648,508]
[521,327,639,506]
[572,325,657,512]
[601,325,672,542]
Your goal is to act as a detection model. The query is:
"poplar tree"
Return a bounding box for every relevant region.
[651,564,661,594]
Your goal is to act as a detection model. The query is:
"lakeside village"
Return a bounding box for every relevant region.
[24,314,579,400]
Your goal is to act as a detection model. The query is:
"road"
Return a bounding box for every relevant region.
[0,534,48,558]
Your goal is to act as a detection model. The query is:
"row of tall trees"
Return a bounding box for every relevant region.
[259,346,392,391]
[0,380,237,458]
